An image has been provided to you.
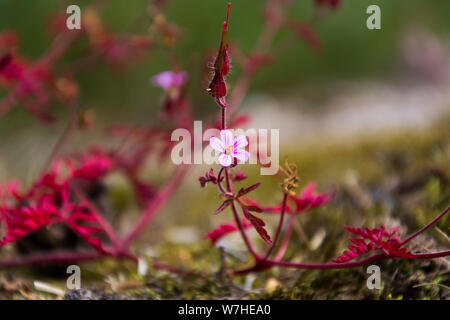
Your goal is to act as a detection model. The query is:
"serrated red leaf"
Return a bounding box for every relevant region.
[237,182,261,198]
[333,225,413,263]
[242,206,272,245]
[0,149,114,253]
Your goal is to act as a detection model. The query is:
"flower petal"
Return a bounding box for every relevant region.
[232,149,249,162]
[210,137,225,153]
[218,154,233,167]
[233,135,248,149]
[151,71,187,90]
[220,130,233,147]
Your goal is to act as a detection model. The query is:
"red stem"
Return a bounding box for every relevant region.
[234,207,450,274]
[274,207,296,261]
[232,201,260,259]
[42,99,80,173]
[220,80,259,259]
[234,249,450,275]
[271,250,450,269]
[72,186,124,253]
[400,206,449,246]
[0,250,105,267]
[123,165,188,247]
[222,107,226,130]
[263,193,288,260]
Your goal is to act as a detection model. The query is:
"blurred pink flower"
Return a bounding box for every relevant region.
[151,71,187,90]
[210,130,249,167]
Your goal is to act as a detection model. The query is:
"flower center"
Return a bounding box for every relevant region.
[225,145,233,154]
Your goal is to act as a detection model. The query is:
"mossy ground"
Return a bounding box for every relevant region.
[0,118,449,300]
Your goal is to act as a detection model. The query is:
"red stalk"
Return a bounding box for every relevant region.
[274,212,296,260]
[399,206,449,246]
[262,193,288,260]
[72,186,124,253]
[123,165,188,246]
[233,206,450,275]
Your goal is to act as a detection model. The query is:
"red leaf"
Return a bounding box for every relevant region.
[289,182,335,214]
[242,197,291,214]
[66,206,107,253]
[333,225,413,263]
[245,205,263,213]
[0,148,114,253]
[214,199,232,215]
[204,222,251,245]
[242,206,272,245]
[237,182,261,198]
[0,197,61,246]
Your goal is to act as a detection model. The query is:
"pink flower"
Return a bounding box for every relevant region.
[151,71,187,91]
[210,130,249,167]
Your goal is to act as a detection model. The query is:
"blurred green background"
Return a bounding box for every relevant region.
[1,0,450,126]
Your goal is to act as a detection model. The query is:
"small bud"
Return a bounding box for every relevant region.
[207,3,231,108]
[207,73,226,99]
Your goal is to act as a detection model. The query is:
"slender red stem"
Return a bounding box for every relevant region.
[123,165,188,247]
[232,201,260,259]
[72,186,123,253]
[0,250,105,267]
[222,107,226,130]
[274,212,296,261]
[400,206,449,246]
[234,249,450,275]
[216,167,227,194]
[223,165,258,258]
[219,78,259,259]
[263,193,288,260]
[42,99,80,173]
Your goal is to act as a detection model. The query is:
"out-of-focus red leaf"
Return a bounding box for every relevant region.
[214,199,233,215]
[237,182,261,198]
[204,222,251,245]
